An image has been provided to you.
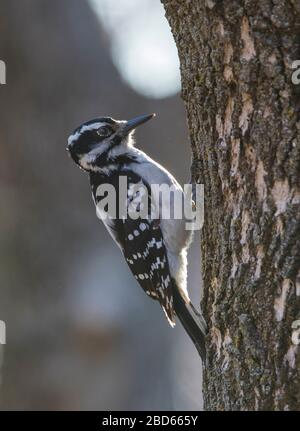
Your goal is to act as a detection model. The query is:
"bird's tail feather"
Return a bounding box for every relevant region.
[172,280,207,362]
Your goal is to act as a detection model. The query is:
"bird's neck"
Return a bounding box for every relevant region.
[89,145,138,175]
[80,133,135,173]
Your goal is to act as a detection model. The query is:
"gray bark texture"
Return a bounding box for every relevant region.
[162,0,300,411]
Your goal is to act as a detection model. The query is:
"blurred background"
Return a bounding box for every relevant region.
[0,0,203,410]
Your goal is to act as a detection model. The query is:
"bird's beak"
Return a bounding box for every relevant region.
[123,113,156,134]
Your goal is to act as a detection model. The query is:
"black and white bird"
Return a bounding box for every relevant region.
[67,114,206,360]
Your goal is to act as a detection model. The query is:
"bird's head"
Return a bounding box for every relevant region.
[67,113,155,171]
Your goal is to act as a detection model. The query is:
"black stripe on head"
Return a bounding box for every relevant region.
[87,117,116,125]
[74,129,101,154]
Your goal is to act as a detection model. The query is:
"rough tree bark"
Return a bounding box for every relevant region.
[162,0,300,411]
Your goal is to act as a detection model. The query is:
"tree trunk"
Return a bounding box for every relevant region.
[162,0,300,411]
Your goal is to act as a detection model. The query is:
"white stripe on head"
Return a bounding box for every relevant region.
[68,122,106,146]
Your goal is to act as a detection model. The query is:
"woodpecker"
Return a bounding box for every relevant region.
[67,113,206,360]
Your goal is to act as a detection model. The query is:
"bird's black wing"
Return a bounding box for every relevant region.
[120,172,175,325]
[122,214,175,326]
[91,170,175,325]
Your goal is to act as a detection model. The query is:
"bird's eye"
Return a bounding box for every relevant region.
[97,126,113,138]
